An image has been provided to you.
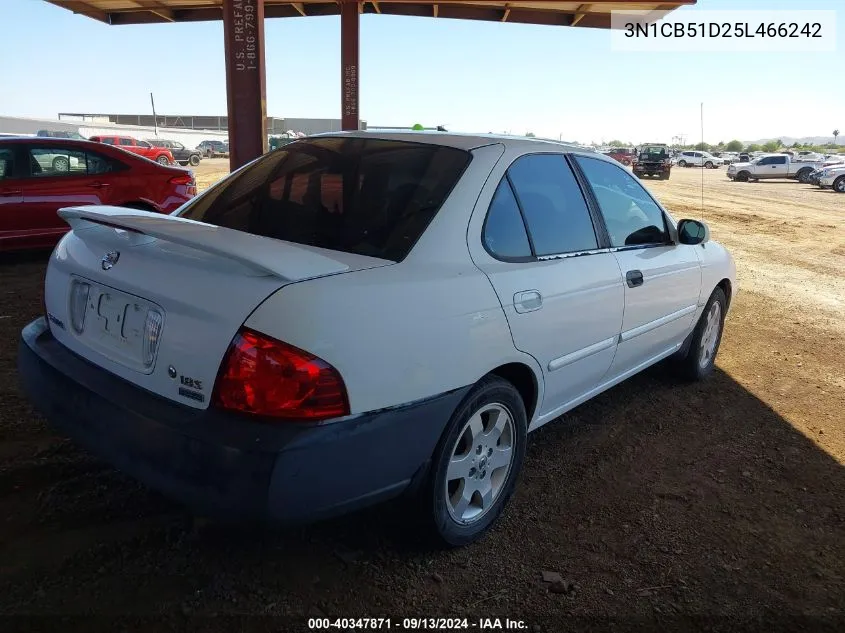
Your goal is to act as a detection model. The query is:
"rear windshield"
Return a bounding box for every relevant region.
[177,137,471,262]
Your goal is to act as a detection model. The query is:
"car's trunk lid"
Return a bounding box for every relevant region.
[45,206,393,409]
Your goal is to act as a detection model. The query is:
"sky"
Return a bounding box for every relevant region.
[0,0,842,145]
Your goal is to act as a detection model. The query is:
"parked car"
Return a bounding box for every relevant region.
[89,135,175,165]
[17,132,735,546]
[197,140,229,158]
[818,165,845,192]
[37,129,88,140]
[675,151,724,168]
[147,139,201,166]
[795,151,824,162]
[604,147,635,166]
[727,154,823,182]
[0,137,196,251]
[632,143,672,179]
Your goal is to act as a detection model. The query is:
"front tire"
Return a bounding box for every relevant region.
[156,155,170,165]
[834,176,845,193]
[675,287,727,381]
[52,156,70,172]
[678,160,687,167]
[425,375,527,547]
[189,154,201,166]
[704,161,713,169]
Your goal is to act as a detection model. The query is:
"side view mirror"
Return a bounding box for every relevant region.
[677,219,710,245]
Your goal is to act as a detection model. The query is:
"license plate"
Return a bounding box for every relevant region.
[74,279,163,373]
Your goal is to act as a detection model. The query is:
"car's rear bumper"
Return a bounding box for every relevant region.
[18,317,467,523]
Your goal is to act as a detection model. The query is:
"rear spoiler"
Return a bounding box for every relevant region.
[58,206,351,281]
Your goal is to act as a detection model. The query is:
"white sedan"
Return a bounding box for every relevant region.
[18,132,736,546]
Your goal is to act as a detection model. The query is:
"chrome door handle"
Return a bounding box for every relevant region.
[514,290,542,313]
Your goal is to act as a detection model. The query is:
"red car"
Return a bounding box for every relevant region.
[604,148,635,166]
[89,135,175,165]
[0,137,196,252]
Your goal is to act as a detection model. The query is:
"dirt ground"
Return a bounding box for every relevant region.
[0,164,843,632]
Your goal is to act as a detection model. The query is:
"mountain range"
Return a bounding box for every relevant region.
[743,136,840,146]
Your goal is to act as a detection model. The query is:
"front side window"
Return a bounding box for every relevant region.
[758,157,773,165]
[506,154,597,256]
[137,140,152,149]
[178,137,470,262]
[28,147,88,177]
[99,137,115,145]
[483,179,532,259]
[575,156,669,248]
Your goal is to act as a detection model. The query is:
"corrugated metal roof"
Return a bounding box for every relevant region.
[46,1,695,27]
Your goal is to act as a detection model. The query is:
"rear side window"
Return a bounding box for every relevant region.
[177,137,471,262]
[483,180,532,259]
[99,137,115,145]
[506,154,597,256]
[118,138,134,146]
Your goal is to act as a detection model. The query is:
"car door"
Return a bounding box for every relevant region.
[767,155,788,177]
[20,144,112,245]
[118,137,140,157]
[0,145,28,250]
[470,153,625,422]
[573,155,702,379]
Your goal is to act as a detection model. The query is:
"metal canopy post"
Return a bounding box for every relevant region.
[223,0,268,169]
[340,0,360,131]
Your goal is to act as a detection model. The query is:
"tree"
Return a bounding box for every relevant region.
[746,143,763,152]
[834,129,840,145]
[607,139,624,147]
[525,132,536,138]
[694,142,710,151]
[725,140,744,152]
[762,141,780,153]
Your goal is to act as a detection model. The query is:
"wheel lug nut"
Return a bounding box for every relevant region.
[476,445,482,455]
[488,448,493,456]
[481,470,486,479]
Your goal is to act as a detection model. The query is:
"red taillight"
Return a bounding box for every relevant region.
[169,174,195,186]
[212,328,350,422]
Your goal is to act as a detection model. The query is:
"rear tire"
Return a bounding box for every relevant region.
[678,160,687,167]
[52,156,70,172]
[704,161,713,169]
[189,154,200,166]
[834,176,845,193]
[424,375,527,548]
[674,287,727,381]
[797,169,812,183]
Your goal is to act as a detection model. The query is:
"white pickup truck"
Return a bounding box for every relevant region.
[726,154,822,183]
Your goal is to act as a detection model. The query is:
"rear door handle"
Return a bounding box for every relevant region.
[626,270,644,288]
[514,290,542,313]
[88,182,110,189]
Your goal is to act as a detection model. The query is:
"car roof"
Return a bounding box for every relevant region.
[0,136,101,147]
[308,130,592,154]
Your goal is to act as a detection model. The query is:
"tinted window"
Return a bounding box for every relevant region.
[87,151,123,175]
[118,138,134,146]
[483,179,531,259]
[99,137,115,145]
[506,154,597,256]
[137,140,152,148]
[28,147,88,177]
[575,156,668,248]
[0,148,15,179]
[178,137,470,262]
[772,156,787,165]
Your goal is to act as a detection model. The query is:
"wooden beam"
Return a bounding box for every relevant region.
[371,1,380,14]
[571,3,590,27]
[129,0,174,21]
[501,6,510,22]
[291,2,306,16]
[433,4,438,18]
